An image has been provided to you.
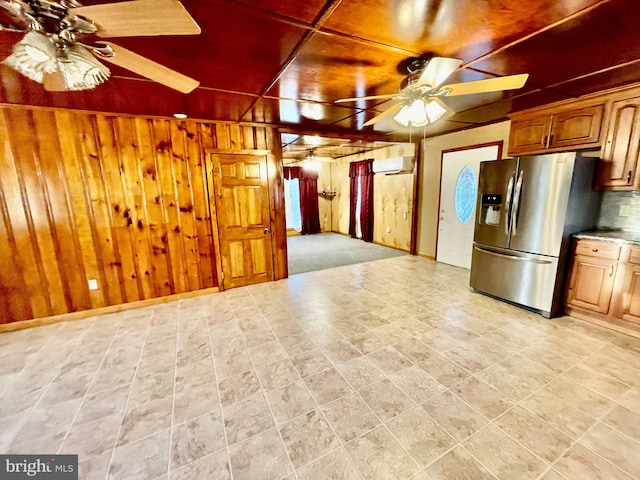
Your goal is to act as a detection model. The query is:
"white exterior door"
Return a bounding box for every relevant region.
[436,144,501,269]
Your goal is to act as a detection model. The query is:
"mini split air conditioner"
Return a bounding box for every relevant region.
[372,156,414,175]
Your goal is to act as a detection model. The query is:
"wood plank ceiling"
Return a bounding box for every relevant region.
[1,0,639,139]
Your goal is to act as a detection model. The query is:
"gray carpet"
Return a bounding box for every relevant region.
[287,232,407,275]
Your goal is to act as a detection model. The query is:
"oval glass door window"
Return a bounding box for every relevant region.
[454,165,477,224]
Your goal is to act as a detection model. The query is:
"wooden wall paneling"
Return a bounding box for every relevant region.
[203,150,225,290]
[32,110,87,312]
[170,121,201,292]
[265,127,288,280]
[242,126,256,149]
[133,117,172,297]
[0,110,49,321]
[5,109,68,315]
[198,123,216,150]
[114,116,155,300]
[0,119,33,321]
[215,123,230,150]
[152,118,187,294]
[0,194,30,322]
[255,127,268,150]
[228,124,243,149]
[96,114,141,302]
[184,120,216,288]
[77,113,124,306]
[54,111,106,309]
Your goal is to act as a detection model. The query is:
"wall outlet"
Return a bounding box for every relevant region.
[403,212,407,220]
[88,279,99,290]
[619,204,631,217]
[386,226,391,233]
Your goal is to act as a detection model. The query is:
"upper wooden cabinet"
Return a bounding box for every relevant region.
[596,96,640,190]
[508,103,604,156]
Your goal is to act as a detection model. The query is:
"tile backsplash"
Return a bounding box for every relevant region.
[597,191,640,233]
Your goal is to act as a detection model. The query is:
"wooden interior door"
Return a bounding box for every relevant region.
[209,152,274,289]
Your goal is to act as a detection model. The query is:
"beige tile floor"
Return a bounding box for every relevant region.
[1,256,640,480]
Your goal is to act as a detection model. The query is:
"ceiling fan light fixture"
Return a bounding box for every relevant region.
[393,97,447,127]
[2,31,58,83]
[303,160,321,172]
[393,104,412,127]
[58,44,110,90]
[425,98,447,123]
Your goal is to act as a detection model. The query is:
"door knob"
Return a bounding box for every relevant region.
[264,228,270,234]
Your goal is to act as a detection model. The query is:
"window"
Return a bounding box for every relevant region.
[284,178,302,232]
[454,165,477,224]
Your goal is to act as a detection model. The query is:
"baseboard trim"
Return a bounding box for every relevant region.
[417,252,436,260]
[0,287,220,333]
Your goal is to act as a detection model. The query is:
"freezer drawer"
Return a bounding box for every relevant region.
[470,243,559,316]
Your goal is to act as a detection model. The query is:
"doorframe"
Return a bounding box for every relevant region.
[204,148,274,290]
[435,141,503,263]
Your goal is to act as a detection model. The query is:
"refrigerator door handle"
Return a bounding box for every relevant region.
[511,170,524,236]
[504,175,515,236]
[474,246,553,265]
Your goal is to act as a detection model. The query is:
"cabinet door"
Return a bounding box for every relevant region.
[597,96,640,189]
[616,264,640,325]
[549,104,603,148]
[508,117,551,155]
[566,255,617,314]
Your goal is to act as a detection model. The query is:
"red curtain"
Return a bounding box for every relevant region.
[348,159,375,242]
[284,166,321,235]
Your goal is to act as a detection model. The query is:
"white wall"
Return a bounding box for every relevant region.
[416,121,511,258]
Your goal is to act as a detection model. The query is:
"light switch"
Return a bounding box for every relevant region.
[88,279,99,290]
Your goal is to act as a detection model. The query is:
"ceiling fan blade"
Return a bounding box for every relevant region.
[70,0,201,38]
[363,103,401,127]
[444,73,529,96]
[416,57,463,88]
[336,94,398,103]
[43,71,69,91]
[96,42,199,93]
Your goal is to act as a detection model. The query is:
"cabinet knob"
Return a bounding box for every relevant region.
[592,248,598,252]
[627,170,633,184]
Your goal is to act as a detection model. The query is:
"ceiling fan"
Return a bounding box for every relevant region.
[336,56,529,128]
[289,149,336,164]
[0,0,200,93]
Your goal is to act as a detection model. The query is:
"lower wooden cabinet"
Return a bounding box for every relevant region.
[566,255,617,314]
[615,264,640,324]
[566,240,640,335]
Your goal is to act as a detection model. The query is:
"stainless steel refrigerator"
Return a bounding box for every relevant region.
[470,151,601,317]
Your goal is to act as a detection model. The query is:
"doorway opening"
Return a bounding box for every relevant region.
[281,134,413,275]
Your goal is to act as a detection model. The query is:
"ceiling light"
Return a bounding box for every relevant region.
[3,31,111,91]
[58,45,110,90]
[393,97,447,127]
[2,31,58,83]
[425,99,447,123]
[303,160,321,172]
[173,113,188,119]
[303,135,323,146]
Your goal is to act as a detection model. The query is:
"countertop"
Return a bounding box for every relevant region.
[574,229,640,245]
